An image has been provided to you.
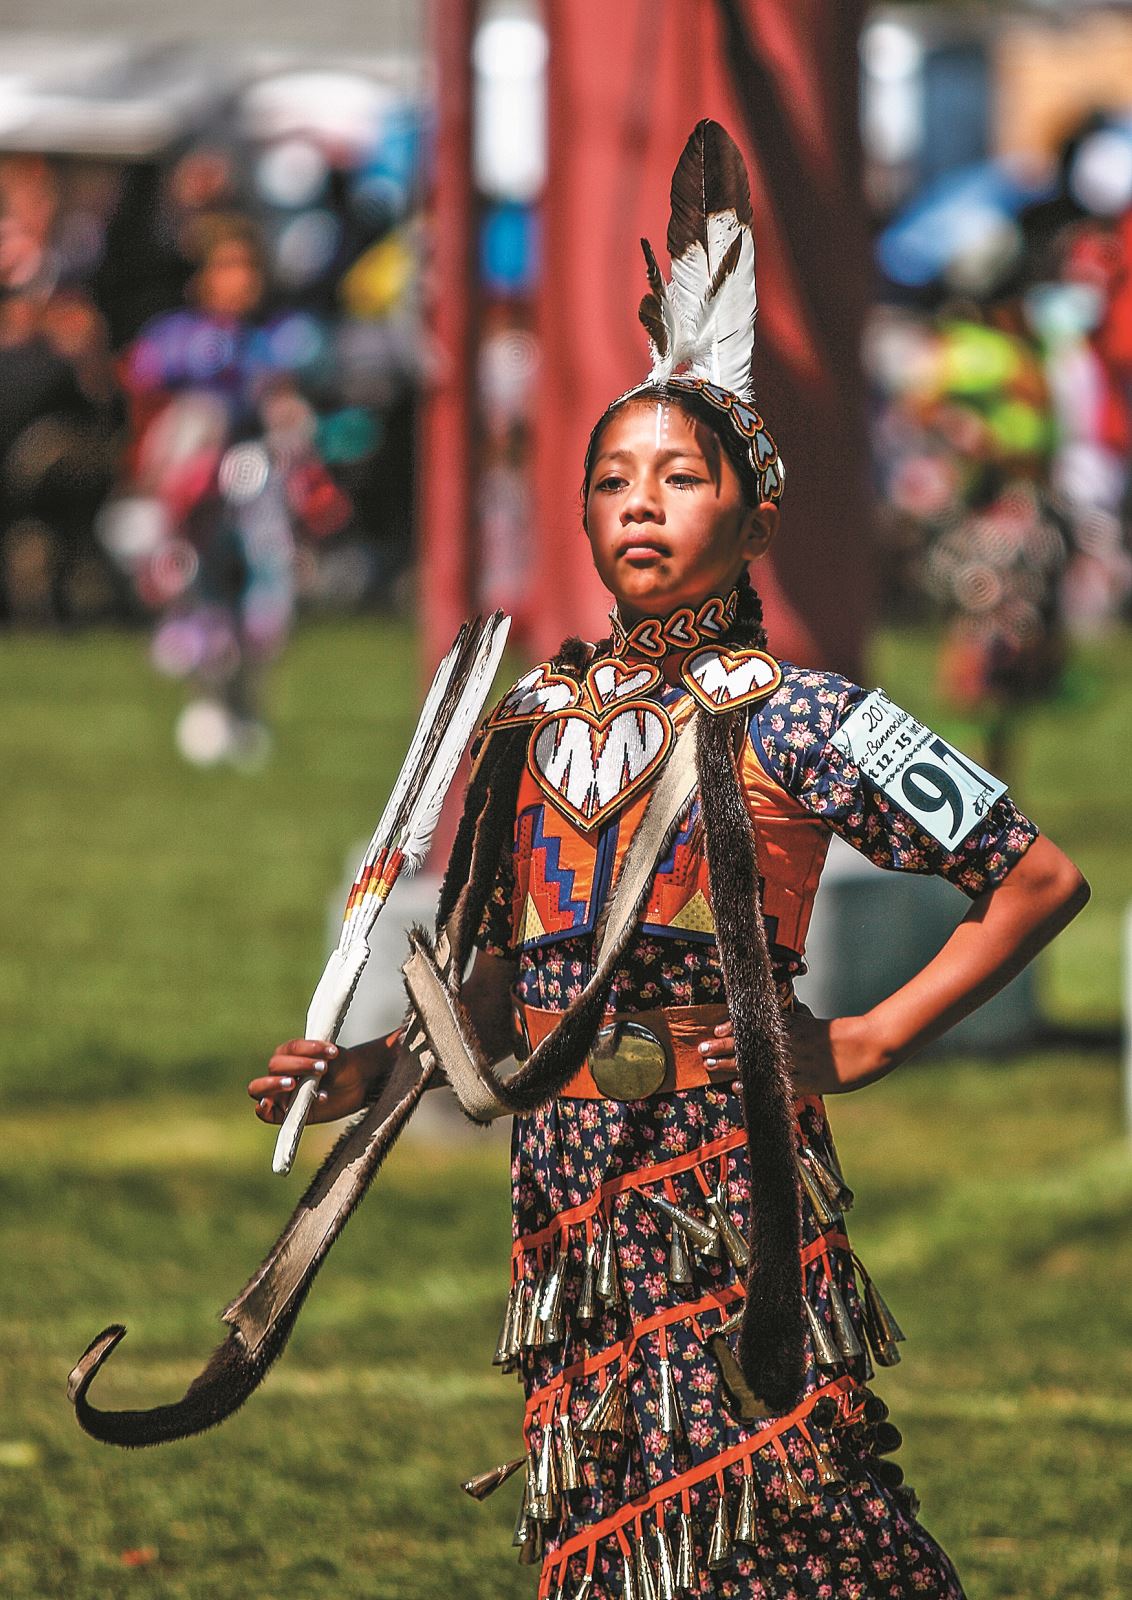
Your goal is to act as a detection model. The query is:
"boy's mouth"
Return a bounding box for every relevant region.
[618,537,670,563]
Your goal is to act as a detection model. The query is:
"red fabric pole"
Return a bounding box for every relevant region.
[419,0,477,674]
[416,0,478,871]
[532,0,871,678]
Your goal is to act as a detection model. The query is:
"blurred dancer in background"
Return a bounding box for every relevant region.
[919,292,1069,780]
[117,217,347,767]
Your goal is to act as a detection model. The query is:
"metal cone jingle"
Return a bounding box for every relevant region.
[706,1184,750,1271]
[527,1273,549,1348]
[461,1455,525,1501]
[796,1158,839,1229]
[826,1277,864,1362]
[657,1356,684,1439]
[518,1516,544,1565]
[535,1416,561,1511]
[525,1433,542,1510]
[654,1510,678,1600]
[556,1411,581,1491]
[597,1217,623,1306]
[707,1489,733,1570]
[860,1270,906,1368]
[512,1474,532,1547]
[579,1372,627,1439]
[801,1142,854,1213]
[519,1278,538,1348]
[636,1533,659,1600]
[531,1485,559,1524]
[507,1280,526,1362]
[861,1311,900,1368]
[668,1221,693,1288]
[779,1451,811,1515]
[573,1574,594,1600]
[493,1284,518,1366]
[621,1549,640,1600]
[541,1268,566,1344]
[716,1304,743,1337]
[577,1239,598,1325]
[810,1434,846,1492]
[643,1189,718,1254]
[699,1218,725,1260]
[734,1471,759,1545]
[804,1297,842,1368]
[675,1507,696,1591]
[544,1299,566,1346]
[540,1251,567,1326]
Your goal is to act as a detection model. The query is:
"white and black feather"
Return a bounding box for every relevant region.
[638,119,759,402]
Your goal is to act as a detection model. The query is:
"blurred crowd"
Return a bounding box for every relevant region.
[868,112,1132,770]
[0,79,423,761]
[6,32,1132,780]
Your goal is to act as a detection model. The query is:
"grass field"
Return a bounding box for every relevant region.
[1,620,1130,1600]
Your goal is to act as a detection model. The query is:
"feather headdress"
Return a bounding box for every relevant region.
[634,119,784,502]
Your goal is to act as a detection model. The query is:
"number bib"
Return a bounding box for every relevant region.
[831,690,1007,851]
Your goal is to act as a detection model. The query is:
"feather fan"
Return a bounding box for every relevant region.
[271,611,510,1175]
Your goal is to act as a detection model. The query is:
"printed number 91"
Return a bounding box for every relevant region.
[900,762,964,840]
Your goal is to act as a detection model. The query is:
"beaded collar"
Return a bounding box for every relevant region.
[484,581,782,827]
[609,586,741,660]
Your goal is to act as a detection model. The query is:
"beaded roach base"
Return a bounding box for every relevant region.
[464,1091,966,1600]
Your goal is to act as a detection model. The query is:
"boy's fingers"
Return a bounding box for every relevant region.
[248,1065,328,1099]
[699,1040,736,1059]
[261,1056,329,1084]
[269,1050,330,1073]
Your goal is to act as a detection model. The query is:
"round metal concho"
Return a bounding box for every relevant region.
[589,1021,669,1101]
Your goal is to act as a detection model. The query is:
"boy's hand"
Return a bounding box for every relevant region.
[699,1013,892,1096]
[248,1039,371,1125]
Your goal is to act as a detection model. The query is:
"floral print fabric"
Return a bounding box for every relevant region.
[510,1090,966,1599]
[471,662,1031,1597]
[750,666,1037,898]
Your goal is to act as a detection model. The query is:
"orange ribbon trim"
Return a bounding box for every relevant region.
[520,1228,850,1419]
[540,1375,856,1580]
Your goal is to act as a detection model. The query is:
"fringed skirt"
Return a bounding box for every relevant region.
[477,1083,966,1600]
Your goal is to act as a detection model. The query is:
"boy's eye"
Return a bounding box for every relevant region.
[668,473,701,489]
[595,475,627,492]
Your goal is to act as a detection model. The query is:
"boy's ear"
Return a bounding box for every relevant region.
[741,501,779,562]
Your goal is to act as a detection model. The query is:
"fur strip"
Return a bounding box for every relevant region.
[697,708,805,1412]
[435,723,526,938]
[440,727,529,970]
[68,1043,434,1445]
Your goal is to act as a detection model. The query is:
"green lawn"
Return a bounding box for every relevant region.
[1,620,1130,1600]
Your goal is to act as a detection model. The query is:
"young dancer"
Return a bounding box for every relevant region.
[253,122,1087,1599]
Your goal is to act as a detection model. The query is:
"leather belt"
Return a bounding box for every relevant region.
[516,1002,732,1100]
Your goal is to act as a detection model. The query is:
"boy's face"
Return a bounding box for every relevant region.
[584,400,776,622]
